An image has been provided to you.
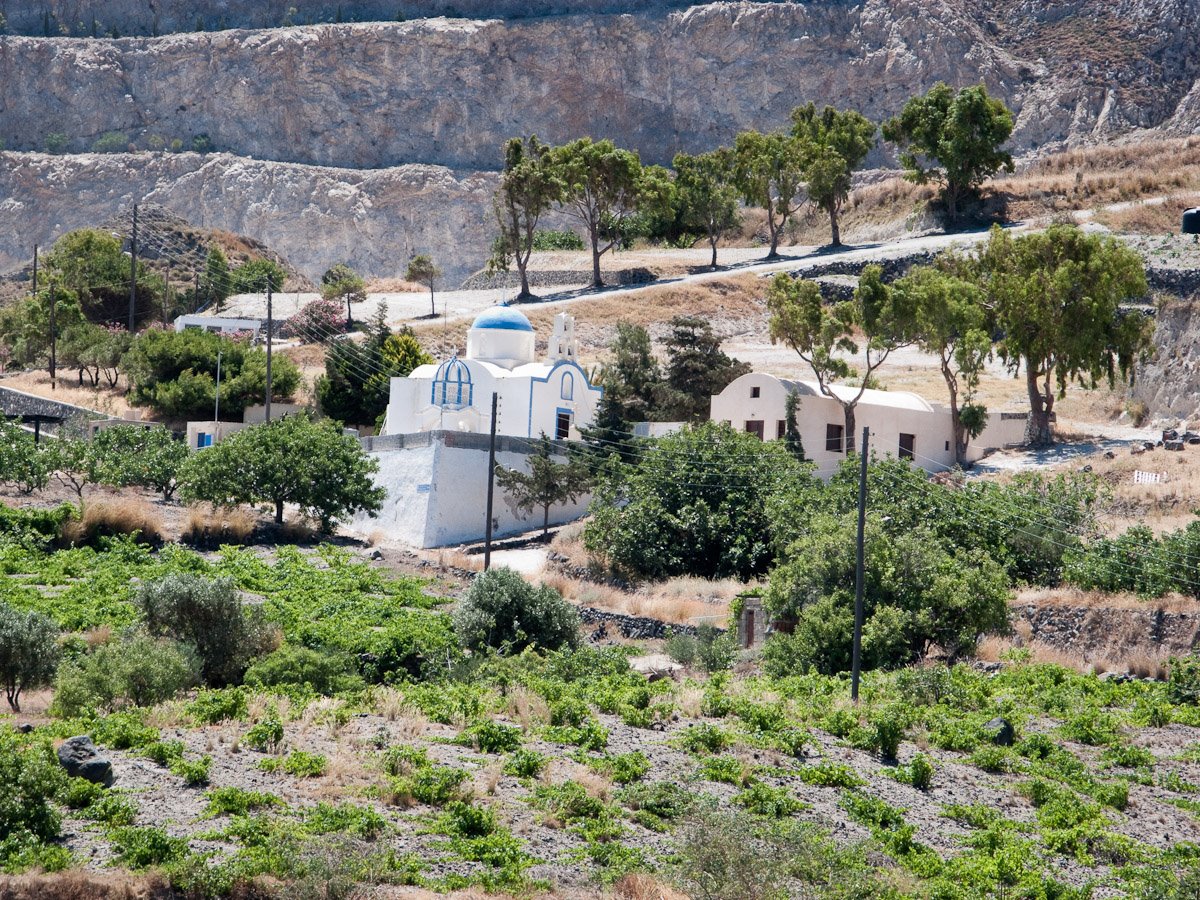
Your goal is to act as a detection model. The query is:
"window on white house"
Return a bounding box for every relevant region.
[556,412,571,440]
[899,433,915,460]
[776,420,787,439]
[561,372,574,400]
[826,423,844,453]
[750,386,761,398]
[745,420,764,440]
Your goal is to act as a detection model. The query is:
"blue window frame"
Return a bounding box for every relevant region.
[431,357,473,410]
[561,371,575,401]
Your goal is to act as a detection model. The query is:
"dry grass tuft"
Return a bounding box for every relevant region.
[182,504,256,546]
[0,871,175,900]
[83,625,113,649]
[63,498,163,546]
[504,686,549,730]
[612,873,691,900]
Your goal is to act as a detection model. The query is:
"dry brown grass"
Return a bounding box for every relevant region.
[610,874,690,900]
[993,138,1200,227]
[0,370,133,417]
[365,277,426,293]
[0,872,176,900]
[62,498,163,545]
[1013,586,1200,615]
[504,685,550,730]
[182,504,256,546]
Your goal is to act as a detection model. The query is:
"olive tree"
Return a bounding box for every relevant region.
[490,135,563,300]
[320,263,367,329]
[454,567,580,654]
[673,149,740,268]
[790,103,877,247]
[0,604,60,712]
[731,130,807,259]
[495,437,591,537]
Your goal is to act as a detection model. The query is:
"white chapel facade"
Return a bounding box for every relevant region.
[382,306,602,439]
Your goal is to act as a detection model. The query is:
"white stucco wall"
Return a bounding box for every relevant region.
[710,373,1025,477]
[345,432,591,548]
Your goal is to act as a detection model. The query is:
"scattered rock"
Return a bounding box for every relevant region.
[1165,440,1185,451]
[57,736,115,786]
[16,723,34,734]
[982,717,1015,747]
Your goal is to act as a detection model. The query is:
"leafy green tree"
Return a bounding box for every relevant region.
[243,646,364,695]
[230,257,287,294]
[90,425,188,500]
[731,130,807,259]
[893,264,992,464]
[673,149,740,268]
[790,103,876,247]
[973,224,1151,446]
[585,422,817,581]
[882,82,1014,224]
[405,255,442,317]
[47,437,93,502]
[45,229,157,326]
[58,323,130,388]
[658,316,750,422]
[122,328,301,420]
[495,437,592,536]
[0,604,60,712]
[200,246,232,311]
[453,567,580,654]
[316,324,432,428]
[580,322,661,462]
[0,420,51,494]
[764,513,1009,674]
[767,266,918,452]
[179,412,386,529]
[135,574,276,687]
[320,263,367,328]
[551,137,673,287]
[490,136,563,300]
[0,287,84,368]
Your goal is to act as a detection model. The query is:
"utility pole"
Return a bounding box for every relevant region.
[213,348,222,423]
[193,270,200,313]
[483,391,499,570]
[264,276,273,422]
[851,426,870,702]
[48,280,57,391]
[163,262,171,325]
[127,203,138,331]
[31,244,38,298]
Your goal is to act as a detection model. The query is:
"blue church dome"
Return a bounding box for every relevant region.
[471,305,533,332]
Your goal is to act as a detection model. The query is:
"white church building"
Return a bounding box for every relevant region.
[710,372,1027,475]
[352,306,603,548]
[382,306,602,440]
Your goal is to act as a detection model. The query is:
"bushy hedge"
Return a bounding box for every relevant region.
[454,567,580,655]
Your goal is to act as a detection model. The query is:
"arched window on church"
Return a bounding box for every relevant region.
[560,371,575,401]
[431,357,473,410]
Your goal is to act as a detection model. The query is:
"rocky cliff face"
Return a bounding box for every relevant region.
[3,0,1199,284]
[0,152,496,282]
[1132,297,1200,424]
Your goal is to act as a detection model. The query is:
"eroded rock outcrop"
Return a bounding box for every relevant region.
[0,151,497,281]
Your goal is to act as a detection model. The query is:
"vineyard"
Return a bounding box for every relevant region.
[3,508,1200,898]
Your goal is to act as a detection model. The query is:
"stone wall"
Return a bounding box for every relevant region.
[1011,600,1200,664]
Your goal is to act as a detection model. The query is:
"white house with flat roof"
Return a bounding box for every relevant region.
[710,372,1026,475]
[382,306,602,440]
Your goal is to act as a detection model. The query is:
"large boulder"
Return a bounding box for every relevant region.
[982,717,1016,747]
[57,736,115,787]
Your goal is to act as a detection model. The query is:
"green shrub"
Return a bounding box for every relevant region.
[243,645,364,695]
[443,800,496,837]
[1170,655,1200,705]
[170,755,212,787]
[1100,744,1155,769]
[543,718,608,752]
[453,567,580,654]
[143,740,185,767]
[82,791,138,827]
[136,573,276,687]
[534,781,608,824]
[664,630,697,666]
[61,777,105,810]
[906,753,934,790]
[503,749,548,779]
[588,751,650,784]
[531,230,585,251]
[458,721,523,754]
[550,697,589,727]
[678,723,731,755]
[695,625,737,674]
[970,745,1024,774]
[110,826,188,869]
[187,687,248,725]
[243,707,284,753]
[733,782,804,818]
[1059,712,1120,747]
[698,755,752,786]
[91,131,128,153]
[620,781,694,830]
[303,802,387,838]
[52,633,200,716]
[797,761,864,789]
[259,750,327,778]
[842,792,906,831]
[91,710,159,750]
[204,787,282,817]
